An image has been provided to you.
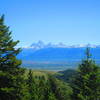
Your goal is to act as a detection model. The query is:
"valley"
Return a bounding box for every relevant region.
[18,41,100,70]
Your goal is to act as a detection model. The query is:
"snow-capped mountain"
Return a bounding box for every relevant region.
[17,41,100,70]
[30,40,45,49]
[18,41,100,62]
[22,41,100,49]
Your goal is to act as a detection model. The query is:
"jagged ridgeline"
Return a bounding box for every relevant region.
[18,42,100,70]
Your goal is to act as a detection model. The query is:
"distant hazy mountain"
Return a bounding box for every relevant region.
[17,41,100,70]
[18,41,100,63]
[23,41,100,49]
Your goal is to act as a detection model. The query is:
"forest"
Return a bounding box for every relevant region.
[0,15,100,100]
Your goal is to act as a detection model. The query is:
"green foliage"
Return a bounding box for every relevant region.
[56,69,78,83]
[0,15,100,100]
[23,69,72,100]
[48,75,72,100]
[71,48,100,100]
[0,15,25,100]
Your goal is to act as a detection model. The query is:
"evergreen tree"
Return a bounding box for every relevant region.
[0,15,24,100]
[49,75,72,100]
[27,69,34,100]
[43,76,57,100]
[72,48,100,100]
[38,76,46,100]
[47,92,57,100]
[27,69,39,100]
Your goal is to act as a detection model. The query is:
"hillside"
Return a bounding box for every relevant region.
[23,69,73,100]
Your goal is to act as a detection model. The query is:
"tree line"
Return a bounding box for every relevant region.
[0,15,100,100]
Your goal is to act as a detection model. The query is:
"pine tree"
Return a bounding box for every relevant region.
[27,69,38,100]
[0,15,24,100]
[49,75,72,100]
[72,47,100,100]
[38,76,46,100]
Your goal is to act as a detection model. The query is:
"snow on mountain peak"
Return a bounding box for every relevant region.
[22,41,100,49]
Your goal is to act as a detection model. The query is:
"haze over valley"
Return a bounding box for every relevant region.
[18,41,100,70]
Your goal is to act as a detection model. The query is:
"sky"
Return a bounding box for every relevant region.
[0,0,100,47]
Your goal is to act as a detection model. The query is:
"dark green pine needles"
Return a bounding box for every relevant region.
[0,15,100,100]
[0,15,24,100]
[71,48,100,100]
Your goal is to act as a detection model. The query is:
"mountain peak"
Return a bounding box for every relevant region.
[23,41,100,49]
[38,40,44,45]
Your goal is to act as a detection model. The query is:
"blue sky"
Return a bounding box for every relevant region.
[0,0,100,46]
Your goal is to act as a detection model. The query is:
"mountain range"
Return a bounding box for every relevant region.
[17,41,100,70]
[23,40,100,49]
